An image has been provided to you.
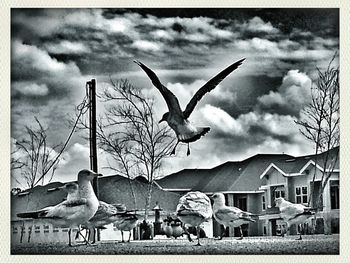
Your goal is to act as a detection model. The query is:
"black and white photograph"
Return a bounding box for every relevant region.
[9,7,340,255]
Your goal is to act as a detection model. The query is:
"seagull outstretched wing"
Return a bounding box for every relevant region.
[183,58,245,118]
[134,60,183,117]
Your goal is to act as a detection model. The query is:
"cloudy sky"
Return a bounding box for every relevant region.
[11,8,339,188]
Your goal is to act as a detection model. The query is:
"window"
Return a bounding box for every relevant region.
[274,190,285,198]
[44,225,50,233]
[330,180,339,209]
[296,186,308,204]
[262,195,266,210]
[34,225,40,233]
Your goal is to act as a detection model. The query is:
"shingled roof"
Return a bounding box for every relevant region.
[11,175,181,221]
[156,147,339,194]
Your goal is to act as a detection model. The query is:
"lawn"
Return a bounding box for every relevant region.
[11,234,339,255]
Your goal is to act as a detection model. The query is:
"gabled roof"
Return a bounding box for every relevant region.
[11,175,181,221]
[232,154,293,191]
[260,146,339,179]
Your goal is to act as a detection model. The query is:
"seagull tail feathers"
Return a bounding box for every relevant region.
[17,210,48,219]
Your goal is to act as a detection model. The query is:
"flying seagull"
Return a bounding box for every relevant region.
[134,58,245,156]
[275,197,315,240]
[17,169,102,246]
[114,212,139,242]
[176,191,212,246]
[211,193,255,240]
[81,201,126,243]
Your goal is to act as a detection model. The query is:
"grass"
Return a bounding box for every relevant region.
[11,234,339,255]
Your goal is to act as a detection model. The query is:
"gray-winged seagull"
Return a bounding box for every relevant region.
[134,58,245,156]
[17,169,102,246]
[176,191,212,246]
[114,212,139,242]
[82,201,126,243]
[275,197,315,240]
[211,193,255,240]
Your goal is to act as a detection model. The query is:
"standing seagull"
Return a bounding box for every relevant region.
[17,169,102,246]
[82,202,126,243]
[211,193,255,240]
[134,58,245,156]
[275,197,315,240]
[176,191,212,246]
[114,212,139,242]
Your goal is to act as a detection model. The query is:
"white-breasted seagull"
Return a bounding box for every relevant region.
[17,169,102,246]
[176,191,212,246]
[134,58,245,156]
[211,193,255,240]
[275,197,315,240]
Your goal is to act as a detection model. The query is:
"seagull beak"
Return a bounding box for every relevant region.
[91,171,103,177]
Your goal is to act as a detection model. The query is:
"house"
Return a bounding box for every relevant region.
[11,174,181,245]
[157,147,339,238]
[258,147,339,236]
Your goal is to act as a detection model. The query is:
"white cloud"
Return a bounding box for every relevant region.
[13,82,49,96]
[45,40,91,54]
[232,37,335,62]
[241,16,280,34]
[258,70,312,114]
[131,40,162,52]
[12,40,81,77]
[200,105,244,135]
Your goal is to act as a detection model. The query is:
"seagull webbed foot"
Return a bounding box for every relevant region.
[186,144,190,156]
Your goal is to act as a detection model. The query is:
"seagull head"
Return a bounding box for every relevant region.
[159,112,169,123]
[274,197,285,208]
[211,193,225,205]
[77,169,103,182]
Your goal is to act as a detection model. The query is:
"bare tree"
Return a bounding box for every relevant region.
[295,55,339,233]
[14,117,63,189]
[78,79,175,219]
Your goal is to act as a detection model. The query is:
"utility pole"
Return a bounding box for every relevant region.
[87,79,100,241]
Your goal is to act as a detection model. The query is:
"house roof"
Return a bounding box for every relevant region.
[158,153,294,193]
[231,154,294,191]
[11,175,181,221]
[157,147,339,194]
[260,146,340,178]
[157,168,213,190]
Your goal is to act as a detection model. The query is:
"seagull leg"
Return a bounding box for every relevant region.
[296,225,302,240]
[195,226,201,246]
[171,141,179,155]
[121,231,125,242]
[68,229,72,247]
[187,143,191,156]
[218,226,226,240]
[128,231,131,242]
[79,230,90,244]
[236,226,244,240]
[182,226,193,242]
[91,228,96,244]
[75,228,80,240]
